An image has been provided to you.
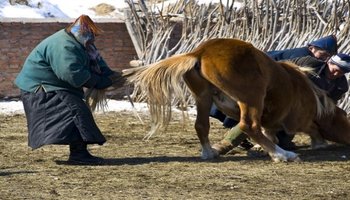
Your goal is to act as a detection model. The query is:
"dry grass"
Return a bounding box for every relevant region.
[1,112,350,199]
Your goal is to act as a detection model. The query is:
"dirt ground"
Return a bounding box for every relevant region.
[1,111,350,200]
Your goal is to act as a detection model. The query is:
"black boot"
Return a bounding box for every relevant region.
[68,142,104,165]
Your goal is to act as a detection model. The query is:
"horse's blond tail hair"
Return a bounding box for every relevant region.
[283,61,336,118]
[124,54,198,139]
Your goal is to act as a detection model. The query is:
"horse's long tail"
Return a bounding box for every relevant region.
[123,53,198,139]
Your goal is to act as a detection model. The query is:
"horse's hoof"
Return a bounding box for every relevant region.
[291,156,302,162]
[277,156,301,162]
[271,151,301,162]
[287,151,301,162]
[212,140,234,155]
[201,148,220,160]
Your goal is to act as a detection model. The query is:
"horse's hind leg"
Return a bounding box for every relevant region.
[195,96,220,159]
[184,69,219,159]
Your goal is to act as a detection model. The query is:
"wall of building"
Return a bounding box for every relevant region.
[0,18,137,99]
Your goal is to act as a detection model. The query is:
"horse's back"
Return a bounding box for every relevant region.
[190,38,274,97]
[191,38,254,55]
[191,38,268,70]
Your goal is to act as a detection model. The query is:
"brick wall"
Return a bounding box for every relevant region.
[0,18,137,99]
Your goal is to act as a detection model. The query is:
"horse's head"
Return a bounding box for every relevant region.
[316,106,350,145]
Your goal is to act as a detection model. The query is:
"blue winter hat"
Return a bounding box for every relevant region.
[329,53,350,73]
[308,35,338,55]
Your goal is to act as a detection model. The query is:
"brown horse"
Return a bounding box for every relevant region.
[124,38,336,162]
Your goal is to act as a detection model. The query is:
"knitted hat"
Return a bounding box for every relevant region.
[308,35,338,55]
[329,53,350,73]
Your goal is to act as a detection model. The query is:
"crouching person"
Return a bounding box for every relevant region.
[14,15,125,165]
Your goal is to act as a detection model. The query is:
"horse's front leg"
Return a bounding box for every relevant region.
[246,125,300,162]
[195,98,219,159]
[307,122,328,149]
[238,102,300,162]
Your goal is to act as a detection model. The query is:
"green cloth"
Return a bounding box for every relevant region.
[15,29,112,98]
[223,124,248,147]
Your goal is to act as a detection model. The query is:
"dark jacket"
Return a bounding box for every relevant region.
[15,29,113,99]
[267,47,313,61]
[290,56,348,101]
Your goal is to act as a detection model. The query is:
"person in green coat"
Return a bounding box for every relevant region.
[15,15,125,165]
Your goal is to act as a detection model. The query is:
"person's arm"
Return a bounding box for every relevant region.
[97,58,114,76]
[267,47,312,61]
[289,56,319,66]
[49,43,114,89]
[92,44,125,88]
[288,56,326,74]
[328,76,349,102]
[96,58,125,88]
[83,73,113,89]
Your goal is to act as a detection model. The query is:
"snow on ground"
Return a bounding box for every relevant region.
[0,0,242,19]
[0,99,197,116]
[0,101,25,115]
[0,0,128,19]
[0,100,146,115]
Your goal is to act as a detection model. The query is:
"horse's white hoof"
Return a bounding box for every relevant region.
[291,156,302,162]
[271,150,301,162]
[201,148,220,160]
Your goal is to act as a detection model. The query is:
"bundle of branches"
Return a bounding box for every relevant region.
[124,0,350,114]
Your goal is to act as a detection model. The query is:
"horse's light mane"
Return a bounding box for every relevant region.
[280,61,318,76]
[280,61,335,118]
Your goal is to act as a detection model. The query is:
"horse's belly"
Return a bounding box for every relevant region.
[213,93,240,120]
